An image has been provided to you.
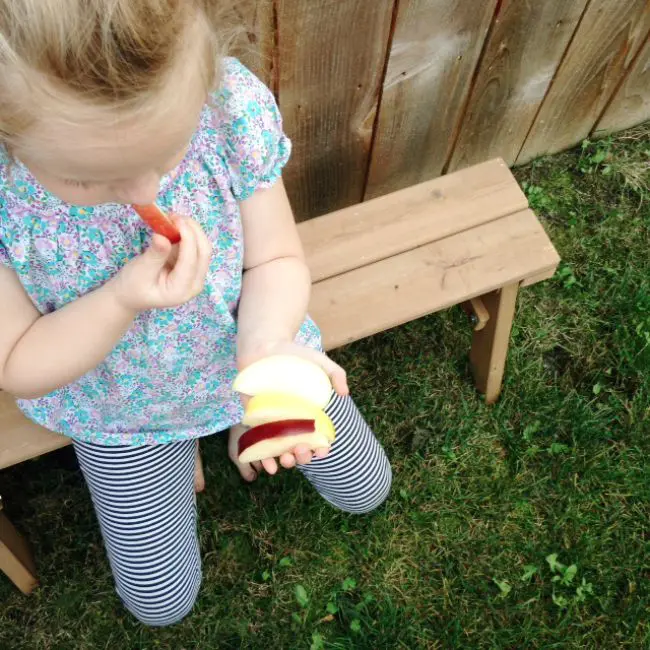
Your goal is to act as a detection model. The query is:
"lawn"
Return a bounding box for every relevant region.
[1,125,649,649]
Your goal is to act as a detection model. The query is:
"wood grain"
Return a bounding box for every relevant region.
[0,392,69,469]
[299,158,528,282]
[518,0,650,164]
[447,0,589,171]
[364,0,497,200]
[595,34,650,134]
[0,510,38,594]
[229,0,275,88]
[312,209,560,351]
[276,0,395,220]
[470,283,519,404]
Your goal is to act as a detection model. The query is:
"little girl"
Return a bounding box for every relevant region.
[0,0,391,627]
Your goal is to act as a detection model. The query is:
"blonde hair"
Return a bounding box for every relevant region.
[0,0,237,148]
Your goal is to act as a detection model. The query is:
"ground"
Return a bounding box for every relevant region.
[0,125,648,649]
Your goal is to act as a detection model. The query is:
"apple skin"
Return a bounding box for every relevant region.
[234,355,332,409]
[238,419,333,464]
[242,393,335,442]
[132,204,181,243]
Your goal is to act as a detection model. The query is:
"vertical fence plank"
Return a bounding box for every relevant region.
[230,0,274,89]
[447,0,589,172]
[594,35,650,134]
[517,0,650,165]
[277,0,395,221]
[365,0,497,200]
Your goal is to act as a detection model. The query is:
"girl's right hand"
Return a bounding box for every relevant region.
[110,216,212,312]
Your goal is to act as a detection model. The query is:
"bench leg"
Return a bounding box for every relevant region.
[0,510,38,594]
[469,283,519,404]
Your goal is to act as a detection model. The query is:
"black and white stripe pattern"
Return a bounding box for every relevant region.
[73,395,391,627]
[73,440,201,627]
[299,393,392,514]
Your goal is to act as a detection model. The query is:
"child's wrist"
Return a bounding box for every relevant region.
[237,336,293,369]
[101,279,140,320]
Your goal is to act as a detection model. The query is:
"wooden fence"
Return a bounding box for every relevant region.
[233,0,650,221]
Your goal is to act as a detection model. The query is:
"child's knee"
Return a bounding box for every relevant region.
[358,463,393,514]
[118,570,202,627]
[334,460,393,515]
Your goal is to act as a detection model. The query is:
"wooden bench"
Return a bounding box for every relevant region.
[0,158,560,593]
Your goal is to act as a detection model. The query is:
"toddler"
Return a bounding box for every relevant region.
[0,0,391,626]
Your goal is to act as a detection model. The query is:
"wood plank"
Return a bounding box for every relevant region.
[313,210,560,351]
[0,392,69,470]
[518,0,650,164]
[595,34,650,135]
[447,0,589,171]
[521,266,560,288]
[229,0,275,89]
[365,0,497,200]
[299,158,528,282]
[470,283,519,405]
[0,510,38,594]
[276,0,396,220]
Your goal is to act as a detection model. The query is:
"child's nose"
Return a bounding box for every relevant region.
[113,173,161,205]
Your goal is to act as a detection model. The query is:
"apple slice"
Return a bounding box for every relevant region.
[133,203,181,244]
[243,393,336,441]
[238,419,333,464]
[234,355,332,409]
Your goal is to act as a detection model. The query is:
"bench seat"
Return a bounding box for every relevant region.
[0,157,560,594]
[1,158,559,472]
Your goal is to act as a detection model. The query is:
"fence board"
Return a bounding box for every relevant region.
[518,0,650,164]
[365,0,497,200]
[595,35,650,134]
[447,0,588,172]
[230,0,274,89]
[276,0,395,220]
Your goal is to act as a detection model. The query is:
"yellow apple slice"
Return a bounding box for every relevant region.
[234,355,332,408]
[242,393,335,443]
[238,419,334,464]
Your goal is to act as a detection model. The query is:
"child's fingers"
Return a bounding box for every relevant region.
[261,457,278,475]
[314,447,330,459]
[329,367,349,396]
[184,218,212,293]
[167,218,198,292]
[291,445,313,466]
[279,452,296,469]
[303,349,349,396]
[140,234,173,272]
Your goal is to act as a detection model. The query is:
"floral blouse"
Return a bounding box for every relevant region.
[0,58,321,445]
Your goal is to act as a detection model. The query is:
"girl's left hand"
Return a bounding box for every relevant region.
[233,340,349,479]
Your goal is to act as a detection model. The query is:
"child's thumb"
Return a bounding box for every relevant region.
[141,235,172,268]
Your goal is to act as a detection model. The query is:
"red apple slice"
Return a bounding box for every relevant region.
[242,393,330,432]
[133,204,181,244]
[238,419,332,464]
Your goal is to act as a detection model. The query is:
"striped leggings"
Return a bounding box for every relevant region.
[73,394,392,627]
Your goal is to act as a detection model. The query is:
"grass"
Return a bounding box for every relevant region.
[1,124,649,649]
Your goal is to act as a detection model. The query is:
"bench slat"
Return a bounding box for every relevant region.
[0,165,554,469]
[312,209,560,350]
[0,392,69,470]
[299,159,529,283]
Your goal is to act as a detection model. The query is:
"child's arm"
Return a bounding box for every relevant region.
[237,179,349,474]
[237,179,348,395]
[0,265,138,398]
[0,218,211,399]
[237,179,310,349]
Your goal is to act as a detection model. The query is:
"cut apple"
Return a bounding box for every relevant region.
[234,355,332,408]
[133,203,181,244]
[242,393,335,442]
[238,419,333,464]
